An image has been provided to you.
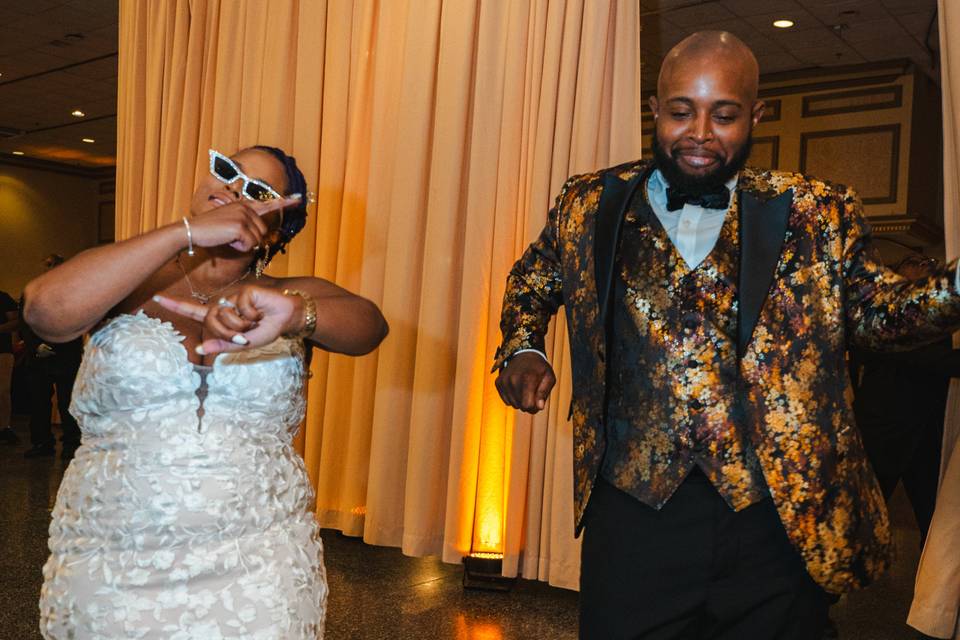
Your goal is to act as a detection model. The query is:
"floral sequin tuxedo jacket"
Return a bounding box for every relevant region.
[494,159,960,594]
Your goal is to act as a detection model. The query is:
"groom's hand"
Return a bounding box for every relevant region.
[496,352,556,414]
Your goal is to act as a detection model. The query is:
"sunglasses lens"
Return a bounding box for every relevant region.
[245,182,275,201]
[212,156,239,182]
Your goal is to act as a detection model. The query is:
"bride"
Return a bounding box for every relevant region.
[23,145,388,639]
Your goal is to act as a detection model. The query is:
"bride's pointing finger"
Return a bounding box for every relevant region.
[152,295,207,322]
[252,194,302,217]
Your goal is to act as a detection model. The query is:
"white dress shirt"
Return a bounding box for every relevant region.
[646,169,737,269]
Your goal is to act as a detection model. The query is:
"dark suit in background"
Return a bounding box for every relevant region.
[19,309,82,458]
[851,339,956,543]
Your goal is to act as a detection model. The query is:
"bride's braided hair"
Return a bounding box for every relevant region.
[252,145,309,262]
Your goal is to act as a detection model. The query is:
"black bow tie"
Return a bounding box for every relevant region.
[665,185,731,212]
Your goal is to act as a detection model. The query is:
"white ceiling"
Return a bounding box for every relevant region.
[0,0,941,171]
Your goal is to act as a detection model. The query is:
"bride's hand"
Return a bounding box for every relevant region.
[154,285,308,355]
[184,195,302,252]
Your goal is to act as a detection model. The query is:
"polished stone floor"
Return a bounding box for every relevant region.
[1,417,926,639]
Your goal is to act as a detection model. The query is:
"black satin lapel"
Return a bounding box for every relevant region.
[595,171,646,328]
[738,189,793,355]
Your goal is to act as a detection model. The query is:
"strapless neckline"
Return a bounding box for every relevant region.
[70,310,308,439]
[101,310,237,370]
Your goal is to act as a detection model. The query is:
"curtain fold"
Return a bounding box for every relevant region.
[940,0,960,486]
[907,4,960,638]
[117,0,640,590]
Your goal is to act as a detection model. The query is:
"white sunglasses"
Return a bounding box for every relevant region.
[208,149,283,202]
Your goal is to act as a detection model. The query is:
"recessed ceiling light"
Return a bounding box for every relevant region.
[773,19,795,28]
[82,137,95,143]
[12,151,24,155]
[71,109,85,117]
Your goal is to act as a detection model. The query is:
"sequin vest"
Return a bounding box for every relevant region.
[600,185,769,511]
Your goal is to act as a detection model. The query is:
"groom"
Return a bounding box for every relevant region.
[494,31,960,639]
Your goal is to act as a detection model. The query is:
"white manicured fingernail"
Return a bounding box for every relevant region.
[231,334,249,345]
[152,295,162,302]
[289,193,302,199]
[194,345,206,355]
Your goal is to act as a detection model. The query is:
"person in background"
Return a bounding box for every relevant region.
[0,288,19,445]
[21,254,83,460]
[850,254,955,546]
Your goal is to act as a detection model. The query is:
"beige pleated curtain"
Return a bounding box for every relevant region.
[907,3,960,637]
[116,0,641,589]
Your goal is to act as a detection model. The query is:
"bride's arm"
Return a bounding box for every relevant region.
[23,197,299,343]
[23,224,189,342]
[277,276,389,355]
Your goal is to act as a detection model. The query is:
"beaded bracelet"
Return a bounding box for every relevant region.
[282,289,317,340]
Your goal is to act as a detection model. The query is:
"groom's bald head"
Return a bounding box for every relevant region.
[658,31,760,102]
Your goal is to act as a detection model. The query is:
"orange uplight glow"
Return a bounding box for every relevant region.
[470,387,514,555]
[455,614,504,640]
[15,144,115,166]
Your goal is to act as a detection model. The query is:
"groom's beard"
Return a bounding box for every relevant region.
[651,128,754,194]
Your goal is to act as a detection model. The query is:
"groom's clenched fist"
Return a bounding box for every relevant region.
[495,352,556,414]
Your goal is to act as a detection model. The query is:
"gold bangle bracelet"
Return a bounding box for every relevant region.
[282,289,317,340]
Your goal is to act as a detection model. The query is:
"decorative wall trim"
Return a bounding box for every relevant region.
[751,135,780,170]
[758,74,903,99]
[801,85,903,118]
[869,216,942,245]
[799,124,901,205]
[760,59,911,84]
[0,154,116,179]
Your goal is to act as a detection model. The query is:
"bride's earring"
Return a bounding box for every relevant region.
[255,246,271,279]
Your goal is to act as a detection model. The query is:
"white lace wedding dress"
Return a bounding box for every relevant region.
[39,312,328,639]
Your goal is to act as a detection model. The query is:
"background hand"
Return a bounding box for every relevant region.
[154,284,306,355]
[495,352,556,414]
[186,195,301,252]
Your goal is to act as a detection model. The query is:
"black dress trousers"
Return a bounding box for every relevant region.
[579,469,829,640]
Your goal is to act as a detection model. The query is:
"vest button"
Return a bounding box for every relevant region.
[684,279,698,295]
[690,399,703,411]
[686,358,698,368]
[683,314,700,331]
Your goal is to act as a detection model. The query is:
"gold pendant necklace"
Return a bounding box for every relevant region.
[175,253,251,304]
